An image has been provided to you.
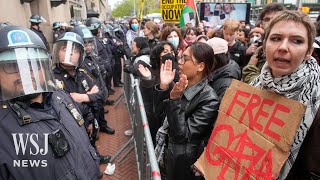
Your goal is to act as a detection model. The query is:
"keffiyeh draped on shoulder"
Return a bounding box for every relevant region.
[250,57,320,179]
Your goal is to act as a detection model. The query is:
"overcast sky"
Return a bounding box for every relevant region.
[107,0,116,10]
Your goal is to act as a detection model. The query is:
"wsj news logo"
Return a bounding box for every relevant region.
[12,133,49,167]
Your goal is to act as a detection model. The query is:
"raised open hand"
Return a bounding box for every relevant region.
[160,60,176,90]
[170,74,188,99]
[138,64,151,78]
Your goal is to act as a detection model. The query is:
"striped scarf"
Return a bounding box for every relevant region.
[251,57,320,179]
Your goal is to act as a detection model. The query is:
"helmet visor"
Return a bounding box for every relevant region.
[0,48,55,101]
[83,38,98,56]
[53,41,84,67]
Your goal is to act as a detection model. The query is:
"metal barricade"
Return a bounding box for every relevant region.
[115,63,161,180]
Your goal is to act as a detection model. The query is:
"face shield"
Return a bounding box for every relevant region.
[83,37,98,56]
[0,48,55,101]
[52,41,85,68]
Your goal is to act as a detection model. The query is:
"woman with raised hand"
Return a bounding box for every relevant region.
[155,42,220,180]
[137,42,179,143]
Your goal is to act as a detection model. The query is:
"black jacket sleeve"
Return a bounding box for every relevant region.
[285,107,320,180]
[166,88,219,143]
[0,164,10,180]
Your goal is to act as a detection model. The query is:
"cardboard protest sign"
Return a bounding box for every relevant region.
[194,80,306,179]
[161,0,186,23]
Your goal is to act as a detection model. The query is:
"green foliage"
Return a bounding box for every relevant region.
[111,0,134,17]
[147,8,161,14]
[111,0,160,18]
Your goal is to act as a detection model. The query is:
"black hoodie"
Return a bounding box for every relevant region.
[208,60,241,101]
[123,47,151,76]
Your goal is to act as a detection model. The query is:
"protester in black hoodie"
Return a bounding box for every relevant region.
[137,42,179,144]
[123,37,151,76]
[206,37,241,100]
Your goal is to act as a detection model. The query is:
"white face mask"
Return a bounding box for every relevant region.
[168,37,179,49]
[250,36,261,44]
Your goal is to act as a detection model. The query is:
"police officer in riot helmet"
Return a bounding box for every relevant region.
[105,24,126,87]
[70,26,102,78]
[85,17,115,104]
[0,22,9,29]
[70,18,83,27]
[29,15,50,51]
[102,24,122,87]
[70,26,116,133]
[52,22,65,42]
[113,23,126,43]
[52,32,114,167]
[0,25,100,179]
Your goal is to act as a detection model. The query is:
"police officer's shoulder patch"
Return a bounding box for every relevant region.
[79,68,93,81]
[78,68,86,72]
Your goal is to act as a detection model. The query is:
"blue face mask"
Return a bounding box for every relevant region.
[131,24,139,31]
[168,37,179,49]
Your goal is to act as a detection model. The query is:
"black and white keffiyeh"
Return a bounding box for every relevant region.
[251,57,320,179]
[154,117,169,166]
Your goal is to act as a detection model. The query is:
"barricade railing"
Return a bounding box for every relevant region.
[115,58,161,180]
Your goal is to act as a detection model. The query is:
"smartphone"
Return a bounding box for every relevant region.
[220,14,225,20]
[213,10,220,16]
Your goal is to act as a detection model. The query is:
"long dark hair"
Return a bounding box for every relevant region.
[188,42,215,77]
[133,37,149,50]
[150,41,175,70]
[214,53,230,70]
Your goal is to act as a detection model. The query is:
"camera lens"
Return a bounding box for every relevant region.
[56,132,61,138]
[57,139,68,151]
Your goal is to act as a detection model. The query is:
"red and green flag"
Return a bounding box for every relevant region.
[179,0,196,28]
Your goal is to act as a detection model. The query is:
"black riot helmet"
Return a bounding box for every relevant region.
[52,32,85,69]
[70,18,82,27]
[71,26,97,55]
[85,17,102,36]
[53,22,62,30]
[0,25,55,101]
[0,22,9,29]
[29,15,43,24]
[112,23,120,32]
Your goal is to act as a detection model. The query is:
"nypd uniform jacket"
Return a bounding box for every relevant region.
[0,90,100,180]
[94,36,113,75]
[53,29,64,42]
[53,66,105,105]
[30,27,50,51]
[82,56,108,100]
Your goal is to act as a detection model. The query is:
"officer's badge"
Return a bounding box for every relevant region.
[82,80,89,91]
[47,80,57,89]
[102,38,108,44]
[66,103,84,126]
[55,79,64,90]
